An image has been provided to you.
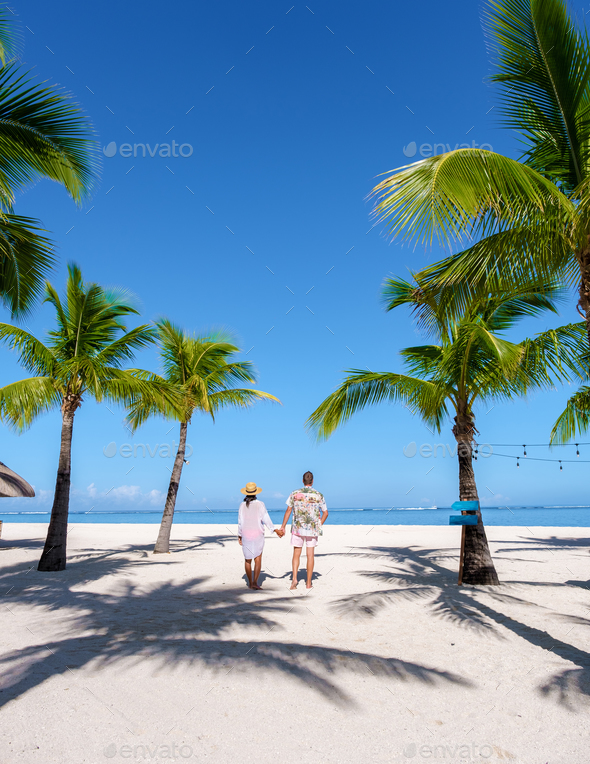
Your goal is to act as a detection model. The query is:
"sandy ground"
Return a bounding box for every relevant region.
[0,522,588,764]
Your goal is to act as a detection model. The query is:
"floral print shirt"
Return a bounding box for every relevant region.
[287,487,327,537]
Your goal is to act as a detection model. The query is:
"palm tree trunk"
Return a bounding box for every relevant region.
[453,406,499,586]
[577,246,590,350]
[154,421,187,553]
[38,404,77,572]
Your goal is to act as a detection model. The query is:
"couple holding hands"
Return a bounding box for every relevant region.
[237,471,329,590]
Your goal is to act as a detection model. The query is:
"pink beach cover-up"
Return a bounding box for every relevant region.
[237,499,276,559]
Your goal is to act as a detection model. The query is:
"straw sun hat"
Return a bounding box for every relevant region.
[240,481,262,495]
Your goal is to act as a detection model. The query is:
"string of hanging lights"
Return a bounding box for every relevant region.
[472,449,590,469]
[488,442,587,456]
[473,441,587,462]
[487,442,590,446]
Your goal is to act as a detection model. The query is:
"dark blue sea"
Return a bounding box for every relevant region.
[1,506,589,526]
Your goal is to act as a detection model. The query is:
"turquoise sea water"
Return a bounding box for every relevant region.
[1,506,589,526]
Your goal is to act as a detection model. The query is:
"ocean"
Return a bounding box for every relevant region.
[1,506,589,526]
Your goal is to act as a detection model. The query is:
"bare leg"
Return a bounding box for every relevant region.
[291,547,302,589]
[252,554,263,589]
[244,558,253,588]
[305,546,315,589]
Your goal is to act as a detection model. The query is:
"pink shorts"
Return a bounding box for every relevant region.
[291,533,318,548]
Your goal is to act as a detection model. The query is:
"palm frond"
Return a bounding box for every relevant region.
[550,385,590,442]
[95,324,156,367]
[485,285,563,330]
[0,322,54,374]
[520,322,587,386]
[102,369,184,413]
[382,275,446,338]
[0,213,55,316]
[46,263,142,358]
[0,63,100,204]
[463,323,524,370]
[484,0,590,190]
[410,231,572,327]
[370,148,573,248]
[208,388,280,416]
[0,376,60,430]
[399,345,444,377]
[0,6,22,67]
[124,371,189,431]
[306,371,449,441]
[206,360,257,389]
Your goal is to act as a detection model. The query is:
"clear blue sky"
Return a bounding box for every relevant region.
[1,0,588,512]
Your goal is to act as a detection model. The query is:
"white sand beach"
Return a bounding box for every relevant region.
[0,523,588,764]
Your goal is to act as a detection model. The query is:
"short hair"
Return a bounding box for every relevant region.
[303,471,313,485]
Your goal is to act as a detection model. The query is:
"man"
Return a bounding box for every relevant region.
[280,471,328,590]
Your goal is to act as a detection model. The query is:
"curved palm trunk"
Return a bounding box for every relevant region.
[453,406,499,586]
[577,247,590,350]
[38,404,77,572]
[154,421,187,554]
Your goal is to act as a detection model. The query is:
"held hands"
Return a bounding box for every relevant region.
[274,528,286,538]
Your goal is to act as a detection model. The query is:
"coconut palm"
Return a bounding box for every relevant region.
[307,277,585,585]
[125,319,280,554]
[369,0,590,355]
[0,7,98,316]
[0,264,179,572]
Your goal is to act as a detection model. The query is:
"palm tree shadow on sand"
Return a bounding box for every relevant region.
[328,544,590,710]
[0,540,471,712]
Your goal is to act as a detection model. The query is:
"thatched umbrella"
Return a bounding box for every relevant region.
[0,461,35,498]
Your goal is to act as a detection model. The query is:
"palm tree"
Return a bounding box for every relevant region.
[0,264,179,572]
[0,7,98,316]
[126,319,280,554]
[369,0,590,359]
[307,277,585,585]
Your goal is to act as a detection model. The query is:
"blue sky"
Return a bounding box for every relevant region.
[0,0,588,512]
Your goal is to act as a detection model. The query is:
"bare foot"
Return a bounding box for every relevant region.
[306,584,313,590]
[252,582,262,590]
[290,581,298,590]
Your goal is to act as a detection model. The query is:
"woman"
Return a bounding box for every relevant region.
[238,481,283,589]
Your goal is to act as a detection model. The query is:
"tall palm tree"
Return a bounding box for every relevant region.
[307,277,585,585]
[0,264,178,572]
[369,0,590,444]
[0,7,98,316]
[126,319,280,554]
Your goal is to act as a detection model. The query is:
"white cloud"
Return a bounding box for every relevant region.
[146,489,165,505]
[104,485,165,506]
[272,492,285,499]
[87,483,97,499]
[26,486,52,505]
[109,485,142,501]
[480,493,509,506]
